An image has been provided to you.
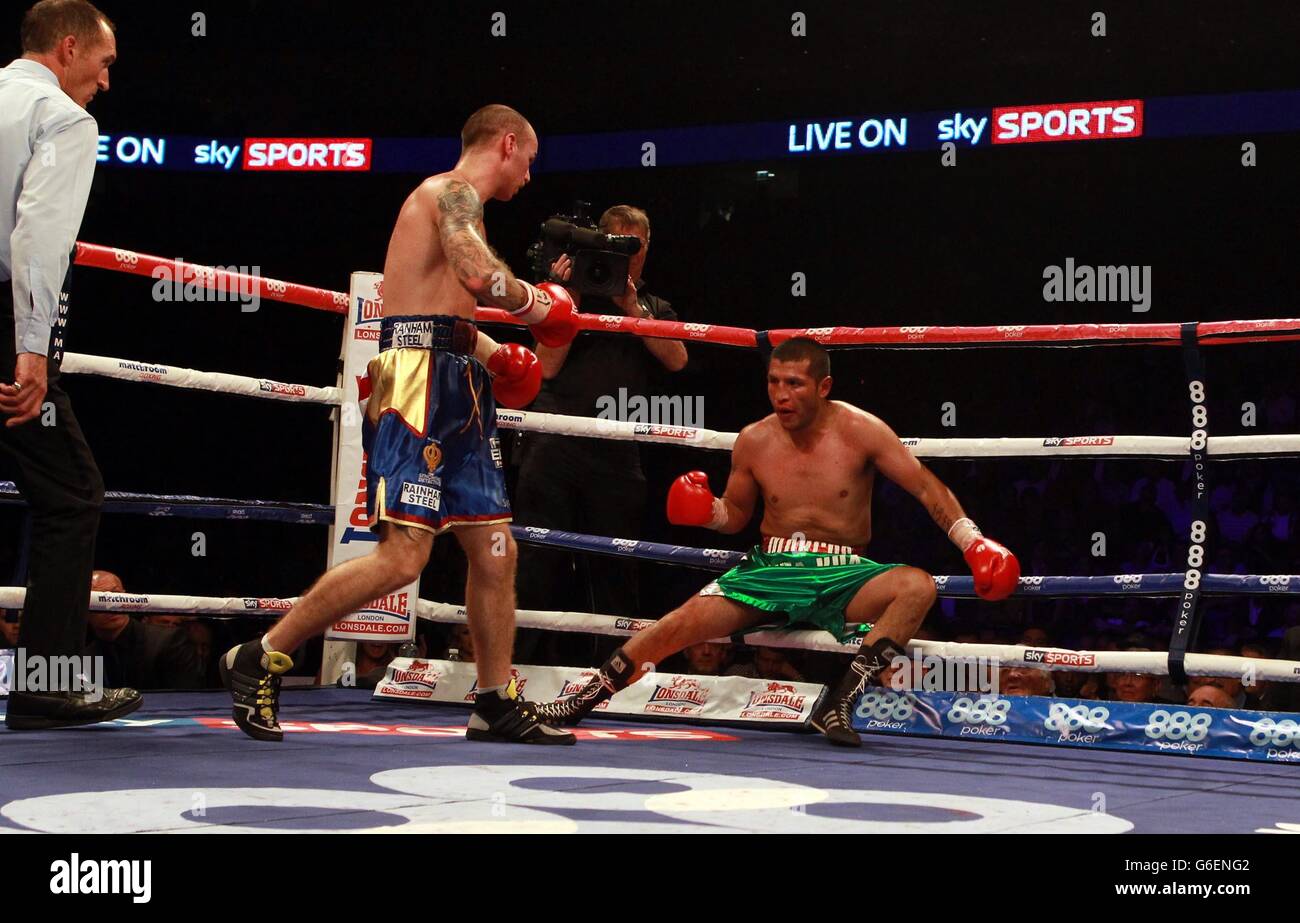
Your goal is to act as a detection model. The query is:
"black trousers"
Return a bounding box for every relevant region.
[0,286,103,659]
[513,445,645,663]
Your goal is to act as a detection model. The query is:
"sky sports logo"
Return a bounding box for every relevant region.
[243,138,372,171]
[992,99,1143,144]
[1023,649,1096,667]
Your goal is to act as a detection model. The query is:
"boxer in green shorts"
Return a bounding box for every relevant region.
[537,337,1021,746]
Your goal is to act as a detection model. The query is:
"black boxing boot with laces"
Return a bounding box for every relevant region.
[810,639,905,747]
[467,678,576,745]
[220,637,294,742]
[534,646,637,727]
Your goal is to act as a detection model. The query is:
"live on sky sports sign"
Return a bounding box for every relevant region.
[785,98,1143,153]
[93,95,1148,173]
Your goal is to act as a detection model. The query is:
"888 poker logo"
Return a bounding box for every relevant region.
[1249,718,1300,761]
[1044,702,1111,743]
[1142,709,1213,753]
[946,697,1012,737]
[855,690,914,729]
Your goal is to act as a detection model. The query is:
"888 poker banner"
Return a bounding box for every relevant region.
[853,689,1300,763]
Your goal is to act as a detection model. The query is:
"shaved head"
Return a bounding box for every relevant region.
[461,104,534,152]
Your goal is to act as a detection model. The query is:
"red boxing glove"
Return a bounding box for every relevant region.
[530,282,580,348]
[963,537,1020,601]
[667,471,723,528]
[486,343,541,408]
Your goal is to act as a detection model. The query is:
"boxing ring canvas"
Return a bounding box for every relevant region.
[1,689,1295,834]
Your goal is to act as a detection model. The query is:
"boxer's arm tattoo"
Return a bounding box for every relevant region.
[437,180,526,308]
[909,464,963,533]
[928,501,957,533]
[438,181,483,234]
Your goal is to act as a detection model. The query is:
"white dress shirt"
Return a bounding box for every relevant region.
[0,58,98,357]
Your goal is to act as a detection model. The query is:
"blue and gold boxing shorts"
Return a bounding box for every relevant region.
[362,314,510,534]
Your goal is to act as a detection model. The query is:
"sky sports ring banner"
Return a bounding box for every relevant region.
[853,688,1300,764]
[88,87,1300,174]
[373,658,824,726]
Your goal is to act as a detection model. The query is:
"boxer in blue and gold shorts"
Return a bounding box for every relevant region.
[364,315,510,534]
[221,104,581,744]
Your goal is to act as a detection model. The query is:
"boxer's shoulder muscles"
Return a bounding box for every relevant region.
[859,408,926,486]
[434,176,483,228]
[434,178,499,290]
[724,424,762,515]
[732,420,763,462]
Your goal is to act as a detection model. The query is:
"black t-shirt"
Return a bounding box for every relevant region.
[520,282,678,475]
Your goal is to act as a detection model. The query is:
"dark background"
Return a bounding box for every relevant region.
[2,1,1299,649]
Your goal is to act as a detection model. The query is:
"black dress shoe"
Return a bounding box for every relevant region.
[4,688,143,730]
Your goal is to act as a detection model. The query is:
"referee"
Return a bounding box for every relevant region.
[0,0,139,729]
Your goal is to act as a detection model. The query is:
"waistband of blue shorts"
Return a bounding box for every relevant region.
[379,314,478,353]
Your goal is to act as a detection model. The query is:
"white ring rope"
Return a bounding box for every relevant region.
[1,586,1293,683]
[61,352,342,405]
[52,351,1300,458]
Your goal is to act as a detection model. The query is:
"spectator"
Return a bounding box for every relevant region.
[998,665,1054,697]
[1266,489,1298,546]
[1186,648,1246,707]
[1020,627,1051,648]
[1052,669,1102,699]
[1164,477,1199,537]
[1092,461,1130,508]
[1187,684,1236,709]
[728,645,805,682]
[84,570,203,689]
[513,205,687,662]
[1,610,19,648]
[447,623,475,662]
[681,641,728,676]
[1130,465,1178,513]
[1106,650,1166,704]
[1121,482,1176,559]
[1217,489,1260,546]
[143,614,187,629]
[1259,626,1300,712]
[355,641,396,688]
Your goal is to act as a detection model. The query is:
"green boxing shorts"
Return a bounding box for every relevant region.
[700,536,901,642]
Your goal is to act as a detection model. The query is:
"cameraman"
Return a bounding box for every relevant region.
[513,205,686,663]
